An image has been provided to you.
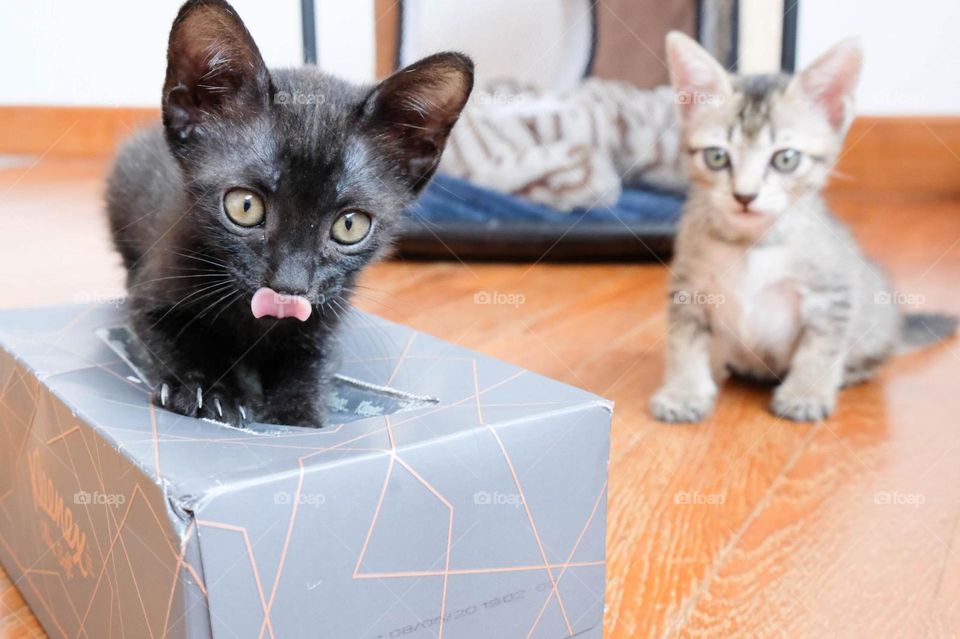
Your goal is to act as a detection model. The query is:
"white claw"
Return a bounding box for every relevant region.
[196,387,203,410]
[160,383,169,407]
[214,398,223,418]
[238,405,247,420]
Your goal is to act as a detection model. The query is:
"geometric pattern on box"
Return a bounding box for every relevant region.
[0,303,611,638]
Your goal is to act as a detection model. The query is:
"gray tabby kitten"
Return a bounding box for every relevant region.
[651,32,956,423]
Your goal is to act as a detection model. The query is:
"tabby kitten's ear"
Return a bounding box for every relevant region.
[665,31,732,121]
[162,0,271,147]
[788,38,863,131]
[363,52,474,192]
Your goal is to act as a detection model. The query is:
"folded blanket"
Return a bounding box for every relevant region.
[440,79,689,212]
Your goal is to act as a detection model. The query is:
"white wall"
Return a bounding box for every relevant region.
[798,0,960,115]
[0,0,374,107]
[315,0,375,85]
[399,0,593,90]
[3,0,956,115]
[738,0,784,74]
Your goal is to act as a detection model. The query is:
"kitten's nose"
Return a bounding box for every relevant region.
[733,192,758,207]
[269,259,311,296]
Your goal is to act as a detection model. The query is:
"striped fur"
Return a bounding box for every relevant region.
[440,79,688,212]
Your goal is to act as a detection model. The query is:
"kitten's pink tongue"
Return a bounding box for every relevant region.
[251,287,312,322]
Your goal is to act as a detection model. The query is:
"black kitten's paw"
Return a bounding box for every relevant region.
[154,378,250,427]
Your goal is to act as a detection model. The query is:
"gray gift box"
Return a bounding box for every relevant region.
[0,303,611,638]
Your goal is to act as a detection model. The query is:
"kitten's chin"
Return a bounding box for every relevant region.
[727,207,769,221]
[717,208,776,239]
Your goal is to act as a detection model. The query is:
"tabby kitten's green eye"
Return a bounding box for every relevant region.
[330,211,372,245]
[703,147,730,171]
[223,189,265,227]
[771,148,802,173]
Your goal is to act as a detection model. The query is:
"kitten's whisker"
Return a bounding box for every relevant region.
[158,262,227,273]
[172,286,240,343]
[327,299,342,323]
[390,122,430,132]
[827,168,856,182]
[330,296,353,323]
[177,246,222,260]
[320,296,336,321]
[349,284,405,304]
[128,273,229,289]
[149,281,235,328]
[175,246,227,262]
[207,290,244,326]
[170,250,228,269]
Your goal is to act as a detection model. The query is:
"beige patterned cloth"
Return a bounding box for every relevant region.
[441,79,689,212]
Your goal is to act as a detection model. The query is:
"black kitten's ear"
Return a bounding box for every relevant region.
[363,52,474,192]
[162,0,271,145]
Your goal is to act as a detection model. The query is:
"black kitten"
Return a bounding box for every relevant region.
[106,0,473,427]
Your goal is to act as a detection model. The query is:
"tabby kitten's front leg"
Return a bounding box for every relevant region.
[650,291,718,423]
[771,288,852,421]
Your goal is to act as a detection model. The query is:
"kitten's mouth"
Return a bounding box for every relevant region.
[733,206,765,218]
[251,287,313,322]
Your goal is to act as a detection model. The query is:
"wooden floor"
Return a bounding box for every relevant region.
[2,158,960,637]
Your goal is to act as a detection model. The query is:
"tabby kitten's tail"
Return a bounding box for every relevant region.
[900,313,959,352]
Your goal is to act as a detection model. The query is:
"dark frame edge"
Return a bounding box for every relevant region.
[781,0,799,72]
[394,0,405,72]
[300,0,317,64]
[729,0,740,71]
[582,1,600,78]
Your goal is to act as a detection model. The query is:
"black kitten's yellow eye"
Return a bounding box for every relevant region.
[703,147,730,171]
[223,189,265,227]
[330,211,372,245]
[771,148,802,173]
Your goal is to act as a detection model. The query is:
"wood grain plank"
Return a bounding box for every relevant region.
[0,106,158,159]
[830,117,960,196]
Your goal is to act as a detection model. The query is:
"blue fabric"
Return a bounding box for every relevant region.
[408,173,685,233]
